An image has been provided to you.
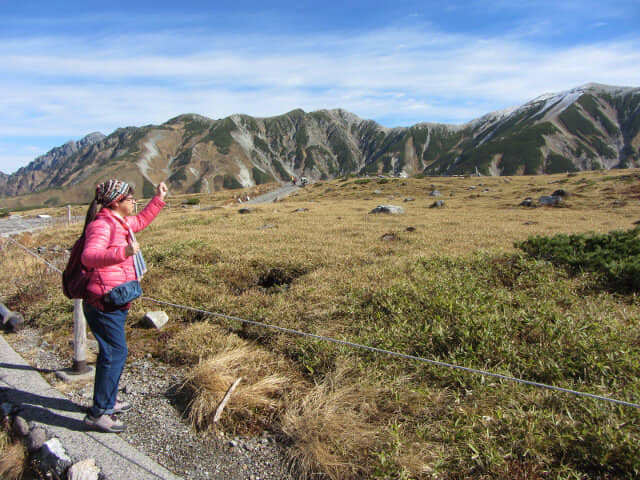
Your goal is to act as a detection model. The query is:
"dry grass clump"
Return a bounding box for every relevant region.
[0,420,27,480]
[281,367,382,480]
[162,322,247,364]
[180,345,305,433]
[280,366,439,480]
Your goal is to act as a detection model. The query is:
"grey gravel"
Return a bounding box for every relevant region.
[8,328,296,480]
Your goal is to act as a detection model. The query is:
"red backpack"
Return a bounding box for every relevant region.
[62,234,90,299]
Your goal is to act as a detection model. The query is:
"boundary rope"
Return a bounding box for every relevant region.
[5,235,640,409]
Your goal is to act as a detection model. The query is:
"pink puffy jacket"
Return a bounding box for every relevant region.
[82,196,165,308]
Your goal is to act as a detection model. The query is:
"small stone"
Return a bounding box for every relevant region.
[238,208,255,214]
[12,415,30,437]
[403,197,415,202]
[429,200,445,208]
[406,226,416,232]
[67,458,100,480]
[143,311,169,330]
[34,438,72,478]
[429,190,442,196]
[27,426,47,452]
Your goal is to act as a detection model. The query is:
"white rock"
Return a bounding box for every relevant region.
[369,205,405,215]
[143,311,169,329]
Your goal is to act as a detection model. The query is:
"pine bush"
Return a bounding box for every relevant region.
[515,227,640,291]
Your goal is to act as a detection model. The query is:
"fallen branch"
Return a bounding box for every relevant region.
[214,377,242,423]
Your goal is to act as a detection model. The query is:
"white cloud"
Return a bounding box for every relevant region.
[0,23,639,170]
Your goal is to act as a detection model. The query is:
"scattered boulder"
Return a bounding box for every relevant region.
[370,205,405,215]
[538,195,562,206]
[238,208,255,214]
[292,208,308,213]
[406,226,416,232]
[429,190,442,197]
[429,200,445,208]
[403,197,415,202]
[552,189,570,197]
[143,311,169,330]
[613,200,627,207]
[373,190,383,195]
[523,221,538,225]
[519,197,534,207]
[258,224,275,230]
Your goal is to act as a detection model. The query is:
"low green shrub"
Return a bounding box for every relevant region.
[515,228,640,291]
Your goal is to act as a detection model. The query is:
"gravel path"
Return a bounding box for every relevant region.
[245,184,301,204]
[6,328,296,480]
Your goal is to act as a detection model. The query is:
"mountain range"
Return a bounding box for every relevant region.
[1,82,638,207]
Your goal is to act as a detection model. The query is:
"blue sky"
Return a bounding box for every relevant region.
[1,0,639,174]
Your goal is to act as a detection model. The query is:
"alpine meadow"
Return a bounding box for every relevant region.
[2,169,640,479]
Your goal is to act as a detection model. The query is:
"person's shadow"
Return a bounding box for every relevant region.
[0,363,90,432]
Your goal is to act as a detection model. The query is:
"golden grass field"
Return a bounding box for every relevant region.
[2,169,640,479]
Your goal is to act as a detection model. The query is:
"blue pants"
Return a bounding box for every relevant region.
[83,302,128,417]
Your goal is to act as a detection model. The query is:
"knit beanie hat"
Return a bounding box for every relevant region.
[95,179,130,206]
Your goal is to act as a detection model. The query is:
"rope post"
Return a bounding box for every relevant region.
[72,299,90,374]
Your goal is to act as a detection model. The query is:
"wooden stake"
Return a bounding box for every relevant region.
[72,299,90,374]
[214,377,242,423]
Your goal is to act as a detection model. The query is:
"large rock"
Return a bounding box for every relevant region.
[538,195,563,206]
[370,205,404,215]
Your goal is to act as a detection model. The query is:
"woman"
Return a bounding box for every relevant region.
[81,179,167,433]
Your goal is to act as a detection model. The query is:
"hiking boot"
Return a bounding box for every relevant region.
[112,399,132,414]
[83,413,126,433]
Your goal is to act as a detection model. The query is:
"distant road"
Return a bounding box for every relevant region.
[0,216,74,237]
[245,184,302,204]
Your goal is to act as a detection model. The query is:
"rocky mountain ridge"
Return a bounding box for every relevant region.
[1,83,638,206]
